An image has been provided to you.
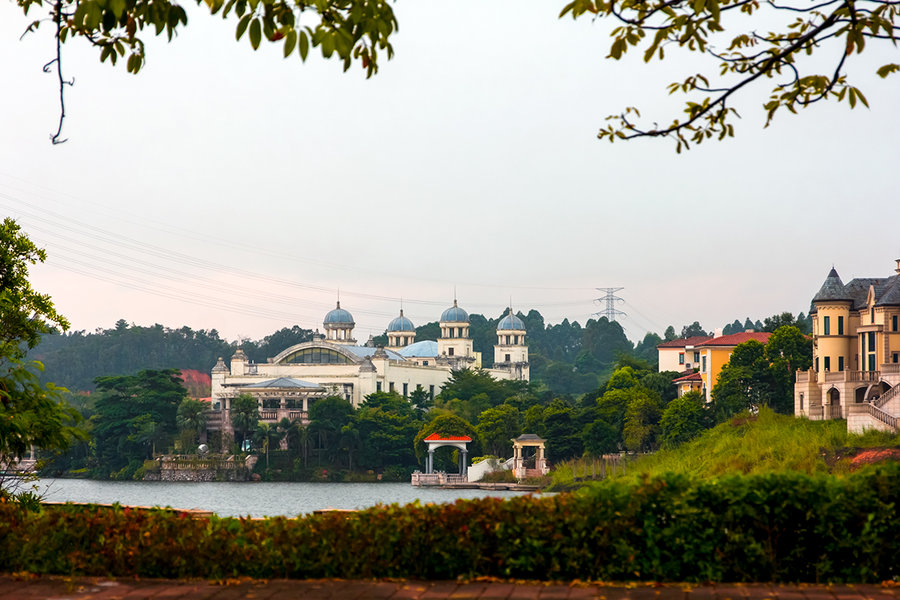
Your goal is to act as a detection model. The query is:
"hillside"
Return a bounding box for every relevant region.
[614,408,900,482]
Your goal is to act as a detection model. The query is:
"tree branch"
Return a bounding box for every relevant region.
[615,7,841,140]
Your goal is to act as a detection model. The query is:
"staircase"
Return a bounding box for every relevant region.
[874,384,900,412]
[849,384,900,434]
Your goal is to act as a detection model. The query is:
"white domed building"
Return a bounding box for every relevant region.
[209,300,530,431]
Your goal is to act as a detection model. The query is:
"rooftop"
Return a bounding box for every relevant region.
[696,332,772,347]
[657,335,714,349]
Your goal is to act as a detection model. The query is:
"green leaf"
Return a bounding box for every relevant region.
[249,18,261,50]
[299,30,309,61]
[236,14,251,41]
[108,0,125,18]
[284,29,297,58]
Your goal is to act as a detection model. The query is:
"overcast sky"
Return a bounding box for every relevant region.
[2,0,898,344]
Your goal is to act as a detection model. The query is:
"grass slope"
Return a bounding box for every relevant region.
[619,408,900,481]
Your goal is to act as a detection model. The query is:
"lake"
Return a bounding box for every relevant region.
[32,479,533,518]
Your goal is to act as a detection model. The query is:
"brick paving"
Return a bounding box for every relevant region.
[0,576,898,600]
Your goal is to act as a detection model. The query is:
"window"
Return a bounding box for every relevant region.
[505,353,511,362]
[871,307,875,323]
[824,356,831,371]
[284,347,352,364]
[448,347,455,356]
[800,393,804,411]
[815,357,819,372]
[422,360,428,366]
[429,385,435,400]
[838,356,844,371]
[694,351,700,363]
[893,352,898,363]
[389,382,395,392]
[838,316,844,335]
[701,356,707,373]
[376,381,382,392]
[823,316,830,335]
[679,352,685,365]
[868,332,875,351]
[893,315,898,332]
[869,354,876,371]
[403,383,408,397]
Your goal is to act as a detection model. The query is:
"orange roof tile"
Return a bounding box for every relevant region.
[424,433,472,442]
[672,372,702,383]
[656,336,714,349]
[696,332,771,347]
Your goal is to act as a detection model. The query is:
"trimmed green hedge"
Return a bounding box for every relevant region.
[2,465,899,582]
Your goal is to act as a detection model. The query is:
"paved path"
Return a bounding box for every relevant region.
[1,576,899,600]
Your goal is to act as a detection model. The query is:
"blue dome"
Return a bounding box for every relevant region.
[324,302,354,325]
[387,310,415,332]
[440,300,469,323]
[497,312,525,331]
[398,340,439,358]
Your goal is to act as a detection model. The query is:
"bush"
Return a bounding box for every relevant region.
[1,464,899,582]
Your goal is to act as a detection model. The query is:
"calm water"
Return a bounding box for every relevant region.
[34,479,531,518]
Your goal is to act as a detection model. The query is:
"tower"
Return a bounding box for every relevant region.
[811,267,854,373]
[386,309,416,349]
[494,308,529,381]
[437,299,474,367]
[323,301,356,344]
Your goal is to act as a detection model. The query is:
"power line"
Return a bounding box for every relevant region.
[593,287,626,321]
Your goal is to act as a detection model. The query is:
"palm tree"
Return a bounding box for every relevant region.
[176,398,208,450]
[230,394,259,452]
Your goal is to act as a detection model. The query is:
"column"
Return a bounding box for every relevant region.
[427,448,434,474]
[461,449,468,478]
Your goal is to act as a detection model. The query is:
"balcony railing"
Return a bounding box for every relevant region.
[818,370,882,383]
[874,384,900,409]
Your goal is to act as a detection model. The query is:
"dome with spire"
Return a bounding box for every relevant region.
[497,310,525,331]
[324,301,355,325]
[440,299,469,323]
[387,310,415,332]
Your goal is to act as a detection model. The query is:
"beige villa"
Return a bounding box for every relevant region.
[794,260,900,433]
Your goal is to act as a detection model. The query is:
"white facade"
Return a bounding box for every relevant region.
[210,301,529,425]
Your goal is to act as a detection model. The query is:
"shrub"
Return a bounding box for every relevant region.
[1,465,898,582]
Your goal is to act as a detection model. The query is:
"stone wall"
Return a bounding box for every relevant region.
[143,455,252,482]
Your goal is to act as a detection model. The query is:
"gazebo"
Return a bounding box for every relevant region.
[411,433,472,486]
[511,433,549,479]
[423,433,471,477]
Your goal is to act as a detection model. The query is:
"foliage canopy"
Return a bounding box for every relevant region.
[562,0,900,151]
[0,218,82,463]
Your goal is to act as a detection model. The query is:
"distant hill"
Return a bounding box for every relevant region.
[30,321,313,393]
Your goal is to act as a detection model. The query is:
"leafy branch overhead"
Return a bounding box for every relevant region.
[560,0,900,151]
[17,0,397,142]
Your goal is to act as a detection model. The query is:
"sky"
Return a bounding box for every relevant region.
[2,0,899,345]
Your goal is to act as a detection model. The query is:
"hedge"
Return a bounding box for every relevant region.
[1,465,898,582]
